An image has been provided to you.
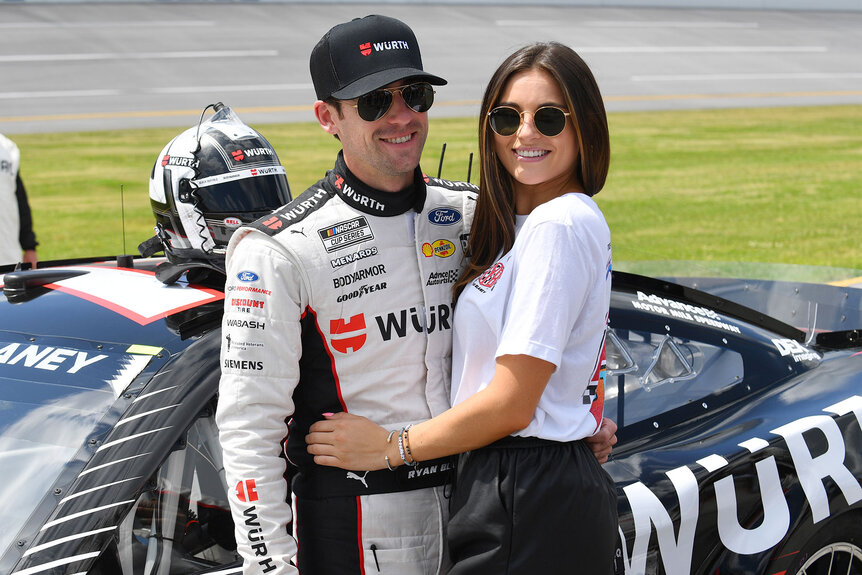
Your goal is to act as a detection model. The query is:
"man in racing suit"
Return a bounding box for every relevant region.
[217,15,472,575]
[217,14,616,575]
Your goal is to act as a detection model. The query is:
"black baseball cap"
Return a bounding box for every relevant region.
[310,15,447,101]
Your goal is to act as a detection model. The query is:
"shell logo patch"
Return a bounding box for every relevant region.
[422,239,456,258]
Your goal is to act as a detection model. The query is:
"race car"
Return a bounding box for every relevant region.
[1,257,860,575]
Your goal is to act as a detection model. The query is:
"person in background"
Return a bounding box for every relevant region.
[0,133,38,268]
[307,41,618,574]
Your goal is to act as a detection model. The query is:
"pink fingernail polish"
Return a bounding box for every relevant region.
[322,412,334,417]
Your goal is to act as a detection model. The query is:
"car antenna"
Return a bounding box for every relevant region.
[466,152,473,183]
[121,184,126,255]
[116,184,134,269]
[437,143,446,178]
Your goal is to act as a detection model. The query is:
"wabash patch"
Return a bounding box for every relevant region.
[318,216,374,253]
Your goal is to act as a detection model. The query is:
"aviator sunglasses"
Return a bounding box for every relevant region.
[352,82,436,122]
[487,106,571,137]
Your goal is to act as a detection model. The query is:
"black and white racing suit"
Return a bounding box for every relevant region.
[217,152,477,575]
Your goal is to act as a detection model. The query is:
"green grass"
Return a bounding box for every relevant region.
[601,106,862,270]
[11,105,862,273]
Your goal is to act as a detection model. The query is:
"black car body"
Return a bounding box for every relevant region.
[1,258,860,575]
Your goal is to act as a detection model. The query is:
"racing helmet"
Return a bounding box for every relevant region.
[144,103,291,281]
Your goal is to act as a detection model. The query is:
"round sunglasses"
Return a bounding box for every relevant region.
[352,83,435,122]
[487,106,571,137]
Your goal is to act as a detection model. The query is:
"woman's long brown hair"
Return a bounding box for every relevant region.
[453,42,610,300]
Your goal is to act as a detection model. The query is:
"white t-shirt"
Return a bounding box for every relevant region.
[450,192,612,442]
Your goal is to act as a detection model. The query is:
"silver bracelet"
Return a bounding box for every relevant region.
[385,429,397,471]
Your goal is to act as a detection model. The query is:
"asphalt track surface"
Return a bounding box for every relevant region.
[1,4,862,134]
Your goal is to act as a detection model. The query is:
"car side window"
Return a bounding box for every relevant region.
[94,408,238,574]
[604,328,744,427]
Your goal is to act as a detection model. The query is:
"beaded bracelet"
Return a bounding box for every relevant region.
[403,424,416,465]
[398,426,416,467]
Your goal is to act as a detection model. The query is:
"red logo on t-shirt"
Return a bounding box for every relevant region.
[477,263,504,289]
[359,42,372,56]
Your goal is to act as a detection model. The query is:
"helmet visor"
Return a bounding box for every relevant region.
[192,167,291,215]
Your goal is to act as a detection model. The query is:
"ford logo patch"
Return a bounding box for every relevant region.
[428,208,462,226]
[237,271,259,282]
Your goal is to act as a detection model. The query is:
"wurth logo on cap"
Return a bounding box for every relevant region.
[235,479,259,502]
[358,40,410,56]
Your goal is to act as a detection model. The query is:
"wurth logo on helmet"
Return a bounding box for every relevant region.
[247,148,274,157]
[359,40,410,56]
[161,155,198,168]
[252,167,281,176]
[235,479,259,502]
[232,148,275,163]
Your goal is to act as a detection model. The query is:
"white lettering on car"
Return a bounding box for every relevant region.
[618,395,862,574]
[619,466,699,575]
[772,413,862,523]
[0,343,108,373]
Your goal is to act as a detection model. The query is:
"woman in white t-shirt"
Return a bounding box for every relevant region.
[307,42,618,574]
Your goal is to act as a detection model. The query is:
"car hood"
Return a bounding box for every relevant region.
[0,260,225,558]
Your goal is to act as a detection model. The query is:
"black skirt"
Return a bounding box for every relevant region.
[447,435,618,575]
